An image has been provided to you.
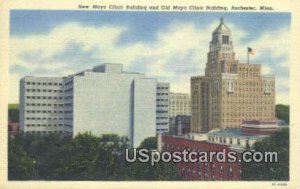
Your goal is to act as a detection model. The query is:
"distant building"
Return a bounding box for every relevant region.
[202,119,285,150]
[19,63,158,147]
[191,18,276,133]
[169,93,191,118]
[241,120,279,135]
[173,115,191,136]
[156,82,170,133]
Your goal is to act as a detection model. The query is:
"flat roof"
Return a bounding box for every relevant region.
[207,128,268,140]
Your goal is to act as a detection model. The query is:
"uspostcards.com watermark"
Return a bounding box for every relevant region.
[125,148,278,166]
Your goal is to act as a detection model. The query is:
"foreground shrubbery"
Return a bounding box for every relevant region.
[241,128,289,181]
[8,133,181,180]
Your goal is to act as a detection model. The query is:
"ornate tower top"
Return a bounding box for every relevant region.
[205,18,236,76]
[213,17,231,33]
[209,17,234,55]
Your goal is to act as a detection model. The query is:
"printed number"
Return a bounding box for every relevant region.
[272,183,287,187]
[277,183,287,186]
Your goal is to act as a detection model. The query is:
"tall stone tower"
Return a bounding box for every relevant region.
[191,18,276,133]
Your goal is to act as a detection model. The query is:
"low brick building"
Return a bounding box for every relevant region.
[160,135,241,181]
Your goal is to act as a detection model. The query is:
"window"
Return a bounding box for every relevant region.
[214,81,219,92]
[220,165,224,174]
[222,35,229,44]
[264,82,272,94]
[228,166,233,177]
[227,80,234,92]
[212,164,215,172]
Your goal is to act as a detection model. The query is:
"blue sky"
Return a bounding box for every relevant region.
[9,10,290,104]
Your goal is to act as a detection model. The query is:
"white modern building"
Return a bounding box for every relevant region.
[19,77,65,134]
[156,82,170,133]
[20,64,158,147]
[169,92,191,118]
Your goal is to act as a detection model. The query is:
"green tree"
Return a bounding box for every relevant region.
[8,137,37,180]
[127,136,181,181]
[8,132,181,181]
[62,132,130,180]
[8,104,19,122]
[275,104,289,124]
[139,136,157,149]
[241,128,289,181]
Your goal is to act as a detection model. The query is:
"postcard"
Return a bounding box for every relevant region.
[0,0,299,188]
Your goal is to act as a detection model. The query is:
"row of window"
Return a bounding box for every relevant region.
[26,130,64,134]
[26,117,64,120]
[26,124,63,127]
[26,103,64,107]
[157,99,168,102]
[221,118,273,123]
[156,110,168,113]
[26,96,64,100]
[157,93,169,95]
[26,110,64,114]
[156,105,168,108]
[181,165,234,180]
[221,112,274,117]
[26,82,62,86]
[208,136,249,147]
[239,67,259,72]
[26,89,63,93]
[222,106,274,110]
[157,87,169,90]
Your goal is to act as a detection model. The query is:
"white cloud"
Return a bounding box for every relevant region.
[9,20,289,105]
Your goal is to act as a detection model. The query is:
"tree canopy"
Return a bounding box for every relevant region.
[275,104,289,124]
[8,133,180,181]
[241,128,289,181]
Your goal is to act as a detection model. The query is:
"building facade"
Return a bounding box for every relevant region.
[19,77,66,135]
[174,115,191,136]
[160,135,241,181]
[191,18,276,133]
[20,64,158,147]
[156,82,170,133]
[169,93,191,118]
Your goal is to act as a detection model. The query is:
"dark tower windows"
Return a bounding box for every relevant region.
[222,35,229,44]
